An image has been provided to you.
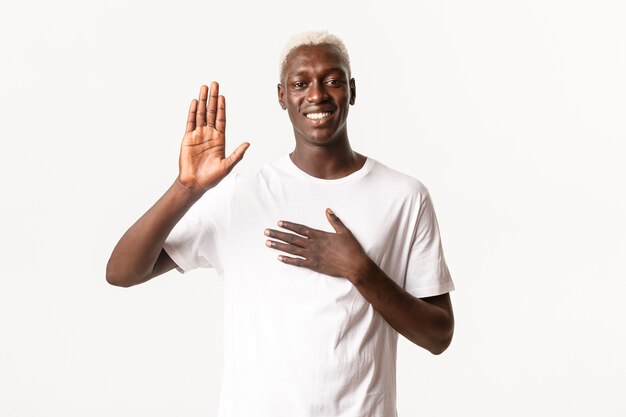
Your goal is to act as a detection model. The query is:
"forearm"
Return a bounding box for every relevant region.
[349,260,454,355]
[106,180,204,287]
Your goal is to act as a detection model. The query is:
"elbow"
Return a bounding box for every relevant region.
[428,329,453,355]
[427,314,455,356]
[106,271,131,288]
[105,259,135,288]
[106,276,132,288]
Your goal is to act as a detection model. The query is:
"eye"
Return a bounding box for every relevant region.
[291,81,307,89]
[325,79,344,87]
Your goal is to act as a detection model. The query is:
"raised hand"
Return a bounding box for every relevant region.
[263,209,373,283]
[177,82,250,192]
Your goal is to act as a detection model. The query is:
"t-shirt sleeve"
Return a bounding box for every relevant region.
[163,175,236,274]
[403,191,455,298]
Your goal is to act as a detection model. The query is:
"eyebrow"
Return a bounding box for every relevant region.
[289,67,347,78]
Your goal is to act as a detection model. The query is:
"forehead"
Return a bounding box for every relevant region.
[284,44,350,78]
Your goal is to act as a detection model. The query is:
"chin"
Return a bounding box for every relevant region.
[303,133,341,146]
[296,126,347,147]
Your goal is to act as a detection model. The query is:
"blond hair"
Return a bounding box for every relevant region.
[279,30,351,81]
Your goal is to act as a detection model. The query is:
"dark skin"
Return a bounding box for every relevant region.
[278,45,364,178]
[107,44,453,355]
[106,82,249,287]
[270,44,454,355]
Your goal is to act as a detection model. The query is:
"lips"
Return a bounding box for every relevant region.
[303,108,335,123]
[305,111,333,120]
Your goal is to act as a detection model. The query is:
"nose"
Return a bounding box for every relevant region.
[306,81,328,104]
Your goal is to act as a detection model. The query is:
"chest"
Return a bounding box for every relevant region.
[224,181,415,283]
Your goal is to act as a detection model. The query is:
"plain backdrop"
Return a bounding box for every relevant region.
[1,0,625,416]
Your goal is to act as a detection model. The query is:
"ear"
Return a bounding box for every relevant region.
[277,83,287,110]
[349,78,356,105]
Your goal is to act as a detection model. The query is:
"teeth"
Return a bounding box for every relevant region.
[305,112,332,120]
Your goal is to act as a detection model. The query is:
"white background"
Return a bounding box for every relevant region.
[1,0,625,416]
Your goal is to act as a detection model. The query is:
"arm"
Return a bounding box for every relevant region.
[350,260,454,355]
[264,208,454,355]
[106,82,250,287]
[105,181,204,287]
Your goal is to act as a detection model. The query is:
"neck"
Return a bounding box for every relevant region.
[290,138,366,180]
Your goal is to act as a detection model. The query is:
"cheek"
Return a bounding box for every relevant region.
[286,98,302,118]
[286,107,300,126]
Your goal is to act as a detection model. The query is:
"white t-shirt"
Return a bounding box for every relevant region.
[164,155,454,417]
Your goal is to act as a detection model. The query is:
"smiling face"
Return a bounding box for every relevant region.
[278,44,356,147]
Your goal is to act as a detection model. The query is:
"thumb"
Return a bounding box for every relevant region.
[326,208,348,233]
[224,141,250,172]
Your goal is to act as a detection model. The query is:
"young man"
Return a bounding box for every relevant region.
[107,31,454,417]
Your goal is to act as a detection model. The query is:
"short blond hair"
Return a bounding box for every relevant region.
[279,30,351,81]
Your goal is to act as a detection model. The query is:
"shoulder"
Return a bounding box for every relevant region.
[207,158,289,201]
[367,157,431,202]
[230,155,294,186]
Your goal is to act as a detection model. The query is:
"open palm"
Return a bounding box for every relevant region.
[178,82,250,192]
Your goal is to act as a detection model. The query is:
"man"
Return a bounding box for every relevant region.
[107,31,454,417]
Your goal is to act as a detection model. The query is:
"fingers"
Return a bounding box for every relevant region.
[276,220,316,238]
[264,228,308,247]
[264,227,311,268]
[190,83,219,130]
[215,94,226,133]
[223,142,251,173]
[325,208,348,233]
[265,239,306,257]
[276,255,310,267]
[207,81,219,128]
[196,84,208,127]
[185,99,198,133]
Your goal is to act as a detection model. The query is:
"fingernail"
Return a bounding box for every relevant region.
[327,208,334,215]
[264,229,270,236]
[277,221,283,227]
[265,240,272,247]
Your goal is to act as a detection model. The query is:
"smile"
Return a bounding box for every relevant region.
[305,112,333,120]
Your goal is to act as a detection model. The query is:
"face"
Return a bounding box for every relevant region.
[278,44,356,147]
